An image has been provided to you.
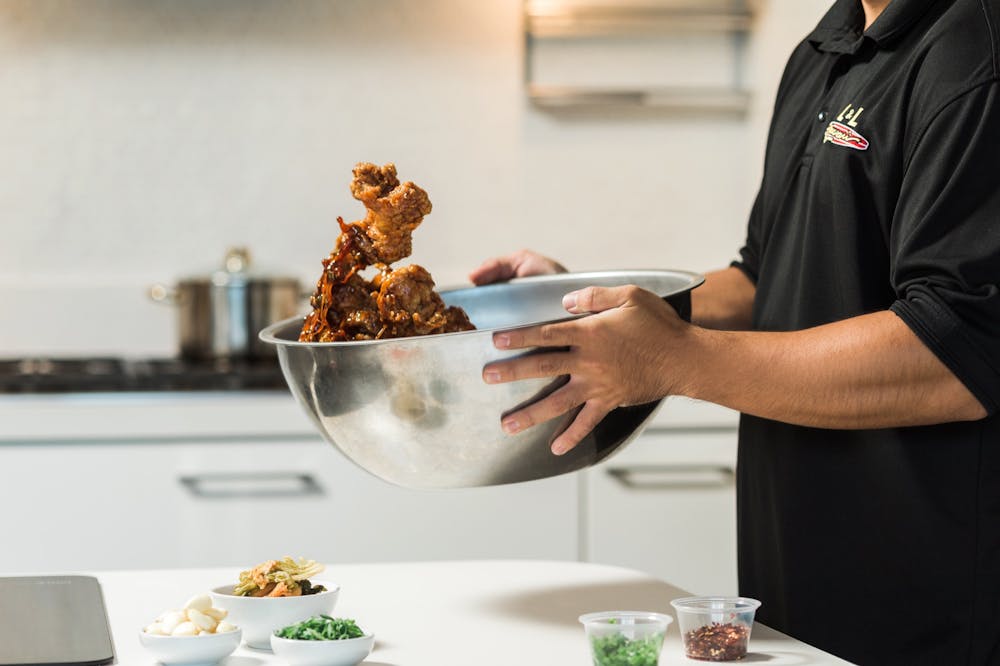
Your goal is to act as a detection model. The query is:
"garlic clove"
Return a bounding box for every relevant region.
[144,622,168,636]
[183,594,213,612]
[203,607,228,621]
[159,610,186,634]
[187,608,218,633]
[171,621,199,637]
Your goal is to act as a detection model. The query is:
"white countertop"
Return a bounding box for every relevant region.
[94,560,850,665]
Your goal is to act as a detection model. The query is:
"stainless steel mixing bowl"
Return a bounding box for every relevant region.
[259,270,704,489]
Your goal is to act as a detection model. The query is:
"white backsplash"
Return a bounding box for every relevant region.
[0,0,831,356]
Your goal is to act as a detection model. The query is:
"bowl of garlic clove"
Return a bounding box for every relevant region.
[139,594,241,665]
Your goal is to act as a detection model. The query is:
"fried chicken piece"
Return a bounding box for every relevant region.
[377,265,477,338]
[377,265,450,337]
[442,306,475,333]
[323,273,381,341]
[350,162,432,265]
[300,218,383,342]
[349,162,399,203]
[332,217,381,275]
[299,163,474,342]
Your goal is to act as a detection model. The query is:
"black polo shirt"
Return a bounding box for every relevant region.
[731,0,1000,663]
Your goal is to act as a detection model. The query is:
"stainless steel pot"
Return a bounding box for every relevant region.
[151,248,303,360]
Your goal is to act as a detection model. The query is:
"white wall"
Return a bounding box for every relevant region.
[0,0,831,356]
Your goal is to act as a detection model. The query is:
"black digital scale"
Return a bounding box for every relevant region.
[0,576,114,666]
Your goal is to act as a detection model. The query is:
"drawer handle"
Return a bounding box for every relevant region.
[606,464,734,490]
[179,472,324,499]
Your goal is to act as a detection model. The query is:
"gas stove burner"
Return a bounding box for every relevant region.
[0,357,289,394]
[12,357,125,377]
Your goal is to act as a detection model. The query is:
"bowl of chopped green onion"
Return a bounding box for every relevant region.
[270,615,373,666]
[579,611,672,666]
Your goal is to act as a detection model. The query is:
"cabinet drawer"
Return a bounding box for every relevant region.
[585,428,738,596]
[0,438,578,572]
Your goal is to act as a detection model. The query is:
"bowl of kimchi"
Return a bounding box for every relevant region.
[209,557,338,650]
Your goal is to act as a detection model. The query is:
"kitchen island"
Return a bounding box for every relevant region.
[94,560,851,665]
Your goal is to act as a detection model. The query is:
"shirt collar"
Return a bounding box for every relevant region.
[807,0,941,55]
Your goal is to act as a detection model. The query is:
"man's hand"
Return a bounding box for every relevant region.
[468,249,568,286]
[482,285,692,455]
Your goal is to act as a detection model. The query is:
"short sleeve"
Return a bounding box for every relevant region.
[889,81,1000,414]
[731,189,765,284]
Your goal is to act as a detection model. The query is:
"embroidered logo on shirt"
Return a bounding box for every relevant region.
[823,103,868,151]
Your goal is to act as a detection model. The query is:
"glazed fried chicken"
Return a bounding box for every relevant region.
[378,264,475,338]
[326,272,382,340]
[350,162,433,265]
[299,163,475,342]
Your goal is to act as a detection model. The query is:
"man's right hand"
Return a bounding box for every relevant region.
[468,249,568,286]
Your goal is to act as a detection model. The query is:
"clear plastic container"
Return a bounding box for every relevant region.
[670,597,761,662]
[579,611,673,666]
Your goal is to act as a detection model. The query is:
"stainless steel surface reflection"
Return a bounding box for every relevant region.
[259,270,704,489]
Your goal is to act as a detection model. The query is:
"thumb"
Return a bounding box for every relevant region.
[563,285,638,314]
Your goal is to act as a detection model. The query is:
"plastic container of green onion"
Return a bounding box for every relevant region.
[579,611,673,666]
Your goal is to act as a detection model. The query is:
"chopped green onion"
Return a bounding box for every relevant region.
[590,632,663,666]
[274,616,365,641]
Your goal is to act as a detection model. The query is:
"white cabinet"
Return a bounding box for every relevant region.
[584,399,739,596]
[0,394,578,573]
[0,393,737,584]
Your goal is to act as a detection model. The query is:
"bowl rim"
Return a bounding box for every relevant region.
[209,580,340,598]
[138,626,242,641]
[270,632,375,645]
[259,269,705,348]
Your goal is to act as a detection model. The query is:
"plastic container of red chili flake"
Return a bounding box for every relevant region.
[670,597,761,661]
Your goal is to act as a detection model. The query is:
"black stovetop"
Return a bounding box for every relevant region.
[0,357,289,394]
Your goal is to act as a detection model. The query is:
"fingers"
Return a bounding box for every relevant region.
[468,257,517,286]
[469,250,568,286]
[483,350,573,385]
[497,384,611,457]
[563,285,642,314]
[551,402,611,455]
[498,382,585,438]
[514,249,567,276]
[493,285,653,350]
[492,321,577,350]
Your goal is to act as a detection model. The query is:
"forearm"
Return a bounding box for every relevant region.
[691,266,755,330]
[676,310,987,428]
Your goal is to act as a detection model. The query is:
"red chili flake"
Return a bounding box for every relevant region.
[682,622,750,661]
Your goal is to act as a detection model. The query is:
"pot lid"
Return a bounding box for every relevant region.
[181,247,299,287]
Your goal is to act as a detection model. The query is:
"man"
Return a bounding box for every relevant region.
[470,0,1000,663]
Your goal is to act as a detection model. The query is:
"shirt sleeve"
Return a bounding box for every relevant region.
[889,80,1000,415]
[731,189,764,284]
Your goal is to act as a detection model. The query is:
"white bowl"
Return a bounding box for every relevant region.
[138,628,242,665]
[270,633,374,666]
[210,581,339,649]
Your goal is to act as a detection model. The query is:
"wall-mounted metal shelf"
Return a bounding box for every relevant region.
[527,84,751,113]
[526,0,754,38]
[524,0,755,114]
